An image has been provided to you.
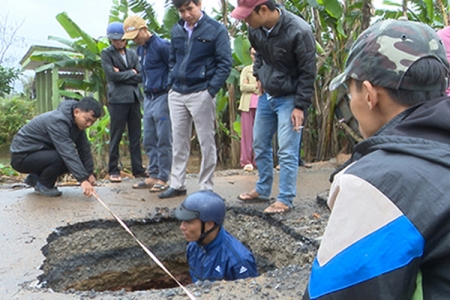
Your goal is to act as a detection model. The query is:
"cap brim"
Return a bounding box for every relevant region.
[122,30,139,40]
[174,205,199,221]
[231,6,253,20]
[329,72,347,91]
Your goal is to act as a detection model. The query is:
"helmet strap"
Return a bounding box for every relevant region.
[197,221,219,246]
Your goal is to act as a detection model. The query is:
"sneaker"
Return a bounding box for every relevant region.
[23,173,39,187]
[243,164,254,171]
[35,182,62,197]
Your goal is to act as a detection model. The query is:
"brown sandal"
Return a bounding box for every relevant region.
[237,190,270,202]
[149,183,169,193]
[263,202,291,214]
[109,174,122,183]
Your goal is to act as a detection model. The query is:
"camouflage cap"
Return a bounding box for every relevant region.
[330,19,450,91]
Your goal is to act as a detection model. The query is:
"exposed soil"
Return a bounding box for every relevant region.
[1,149,350,299]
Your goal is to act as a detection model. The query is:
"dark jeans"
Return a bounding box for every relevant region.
[11,150,69,188]
[108,101,146,176]
[143,93,172,182]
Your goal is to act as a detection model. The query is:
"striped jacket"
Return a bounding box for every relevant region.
[304,96,450,300]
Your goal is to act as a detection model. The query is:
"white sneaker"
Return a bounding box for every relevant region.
[243,164,254,171]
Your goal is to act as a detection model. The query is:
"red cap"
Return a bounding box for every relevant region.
[231,0,269,20]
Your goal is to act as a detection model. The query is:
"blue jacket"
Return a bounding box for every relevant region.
[186,227,258,282]
[168,12,232,96]
[136,34,170,96]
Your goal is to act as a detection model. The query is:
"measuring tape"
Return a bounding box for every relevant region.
[93,192,197,300]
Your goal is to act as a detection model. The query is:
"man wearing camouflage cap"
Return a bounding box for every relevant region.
[303,19,450,299]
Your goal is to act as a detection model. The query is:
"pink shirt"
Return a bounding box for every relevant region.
[437,26,450,95]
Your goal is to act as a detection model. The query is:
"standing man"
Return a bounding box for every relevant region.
[158,0,233,199]
[101,21,147,183]
[303,20,450,299]
[232,0,316,214]
[122,16,172,192]
[175,190,258,282]
[10,97,101,197]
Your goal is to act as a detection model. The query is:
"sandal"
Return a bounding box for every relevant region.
[149,183,169,193]
[132,178,158,189]
[263,202,291,214]
[134,173,149,178]
[300,161,313,168]
[109,174,122,183]
[237,190,270,202]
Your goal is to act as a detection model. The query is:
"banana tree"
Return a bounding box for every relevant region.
[30,12,109,104]
[376,0,448,27]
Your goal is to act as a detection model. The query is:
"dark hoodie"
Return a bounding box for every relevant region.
[305,97,450,300]
[10,100,93,182]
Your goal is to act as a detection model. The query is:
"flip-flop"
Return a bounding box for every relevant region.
[263,202,291,214]
[134,173,149,178]
[149,183,169,193]
[132,181,154,189]
[109,175,122,183]
[237,191,270,202]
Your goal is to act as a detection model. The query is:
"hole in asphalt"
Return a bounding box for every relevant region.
[38,207,316,292]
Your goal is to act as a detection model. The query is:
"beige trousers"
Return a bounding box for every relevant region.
[168,89,217,190]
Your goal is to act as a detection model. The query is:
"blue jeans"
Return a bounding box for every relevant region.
[143,93,172,182]
[253,93,301,207]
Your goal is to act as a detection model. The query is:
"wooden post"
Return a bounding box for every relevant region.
[51,67,60,110]
[227,83,240,168]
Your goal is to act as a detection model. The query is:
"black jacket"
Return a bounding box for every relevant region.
[249,8,316,110]
[101,45,143,104]
[10,100,94,182]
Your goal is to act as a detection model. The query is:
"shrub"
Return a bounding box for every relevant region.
[0,97,36,144]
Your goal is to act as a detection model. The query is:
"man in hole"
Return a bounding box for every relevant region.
[175,190,258,282]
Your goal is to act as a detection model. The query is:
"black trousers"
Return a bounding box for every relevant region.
[108,101,145,176]
[11,150,69,188]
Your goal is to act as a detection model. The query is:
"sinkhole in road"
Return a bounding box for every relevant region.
[38,207,316,292]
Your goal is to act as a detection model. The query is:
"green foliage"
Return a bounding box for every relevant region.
[85,106,111,175]
[233,36,252,67]
[0,66,20,97]
[0,97,35,144]
[377,0,447,28]
[0,164,18,176]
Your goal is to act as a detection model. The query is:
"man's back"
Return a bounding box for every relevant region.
[305,96,450,299]
[10,100,80,153]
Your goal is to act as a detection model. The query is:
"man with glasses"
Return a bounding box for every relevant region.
[101,21,147,183]
[158,0,232,198]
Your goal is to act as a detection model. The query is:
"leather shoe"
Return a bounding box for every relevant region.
[158,187,187,199]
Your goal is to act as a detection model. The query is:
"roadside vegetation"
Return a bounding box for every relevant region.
[1,0,449,177]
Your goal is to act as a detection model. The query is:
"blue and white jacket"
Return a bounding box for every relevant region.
[186,227,258,282]
[304,96,450,300]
